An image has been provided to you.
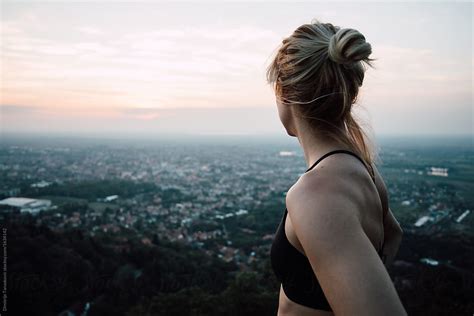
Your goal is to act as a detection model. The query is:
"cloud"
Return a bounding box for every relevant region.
[363,44,472,101]
[118,107,168,121]
[0,104,42,114]
[2,20,279,109]
[0,104,282,136]
[74,42,118,55]
[76,26,105,36]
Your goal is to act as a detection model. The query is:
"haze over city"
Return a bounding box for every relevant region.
[1,1,472,138]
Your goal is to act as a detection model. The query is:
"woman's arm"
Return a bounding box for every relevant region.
[286,173,407,315]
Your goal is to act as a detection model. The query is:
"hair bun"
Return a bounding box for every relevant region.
[328,28,372,65]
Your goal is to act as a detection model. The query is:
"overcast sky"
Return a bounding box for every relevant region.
[1,1,472,138]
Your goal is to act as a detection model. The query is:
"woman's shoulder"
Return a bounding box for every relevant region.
[286,154,378,222]
[291,153,372,197]
[285,164,366,252]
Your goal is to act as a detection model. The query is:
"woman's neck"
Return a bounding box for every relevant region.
[294,120,350,169]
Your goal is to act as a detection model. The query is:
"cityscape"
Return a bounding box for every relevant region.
[0,134,472,315]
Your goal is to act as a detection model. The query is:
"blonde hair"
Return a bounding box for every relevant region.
[266,18,381,173]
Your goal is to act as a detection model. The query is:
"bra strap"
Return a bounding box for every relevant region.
[305,149,376,183]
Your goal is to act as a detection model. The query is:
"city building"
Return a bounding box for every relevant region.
[0,197,52,214]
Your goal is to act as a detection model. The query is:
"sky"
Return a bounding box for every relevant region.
[0,0,472,139]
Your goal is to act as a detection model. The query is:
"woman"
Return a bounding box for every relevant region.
[267,19,407,315]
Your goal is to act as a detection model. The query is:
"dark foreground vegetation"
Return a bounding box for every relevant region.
[4,212,473,316]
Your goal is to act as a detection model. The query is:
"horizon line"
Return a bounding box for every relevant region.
[1,131,472,140]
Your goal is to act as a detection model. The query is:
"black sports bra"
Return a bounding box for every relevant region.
[270,149,386,311]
